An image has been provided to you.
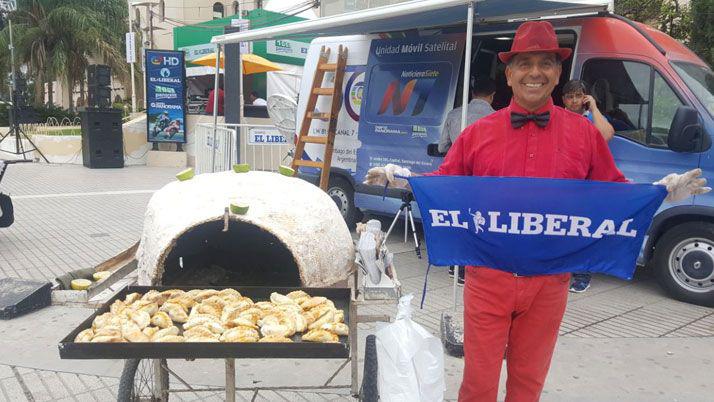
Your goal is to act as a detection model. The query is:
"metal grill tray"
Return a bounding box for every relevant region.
[59,286,351,359]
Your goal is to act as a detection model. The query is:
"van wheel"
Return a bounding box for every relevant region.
[327,176,359,228]
[653,222,714,307]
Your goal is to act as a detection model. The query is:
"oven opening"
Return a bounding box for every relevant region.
[159,220,301,287]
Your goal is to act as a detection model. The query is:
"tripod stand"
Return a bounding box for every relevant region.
[0,4,47,163]
[382,191,421,259]
[0,90,48,162]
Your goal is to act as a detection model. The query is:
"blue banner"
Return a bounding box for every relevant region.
[146,50,187,143]
[408,176,667,280]
[356,35,465,181]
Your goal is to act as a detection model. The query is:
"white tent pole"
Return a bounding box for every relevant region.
[455,0,475,311]
[238,1,245,155]
[460,0,475,132]
[211,44,221,173]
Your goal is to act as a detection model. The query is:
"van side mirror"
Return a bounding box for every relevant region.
[427,143,446,157]
[668,106,711,153]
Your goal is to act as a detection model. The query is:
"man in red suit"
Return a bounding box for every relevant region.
[364,21,708,402]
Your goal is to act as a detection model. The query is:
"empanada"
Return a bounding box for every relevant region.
[160,289,185,300]
[132,301,159,316]
[74,328,94,342]
[301,329,339,343]
[220,326,259,342]
[141,290,168,305]
[260,323,290,337]
[171,296,196,310]
[218,288,241,298]
[142,326,160,338]
[160,302,189,323]
[308,310,335,330]
[258,335,293,343]
[270,292,297,305]
[185,336,219,343]
[184,315,224,334]
[150,311,173,329]
[122,322,150,342]
[300,296,327,310]
[183,325,216,339]
[154,335,185,343]
[109,300,126,315]
[91,335,124,343]
[124,292,141,305]
[193,289,220,302]
[150,326,180,341]
[128,310,151,329]
[333,310,344,324]
[195,302,222,318]
[94,325,122,338]
[320,322,349,336]
[225,317,258,329]
[286,290,309,300]
[92,312,115,329]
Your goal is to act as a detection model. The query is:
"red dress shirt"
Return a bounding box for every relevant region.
[432,98,626,182]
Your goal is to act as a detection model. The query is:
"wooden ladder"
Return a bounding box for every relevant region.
[290,45,348,191]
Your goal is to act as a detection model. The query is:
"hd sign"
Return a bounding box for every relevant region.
[146,49,187,143]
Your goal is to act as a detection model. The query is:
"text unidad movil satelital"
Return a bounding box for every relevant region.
[375,40,458,57]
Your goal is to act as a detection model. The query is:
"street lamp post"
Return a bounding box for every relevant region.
[127,0,137,112]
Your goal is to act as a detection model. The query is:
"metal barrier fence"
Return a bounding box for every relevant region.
[195,123,293,174]
[195,124,237,174]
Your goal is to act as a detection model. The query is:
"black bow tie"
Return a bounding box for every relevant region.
[510,111,550,129]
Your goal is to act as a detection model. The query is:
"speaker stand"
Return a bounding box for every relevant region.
[0,99,49,163]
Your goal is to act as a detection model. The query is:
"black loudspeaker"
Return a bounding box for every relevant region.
[81,109,124,168]
[87,65,111,86]
[87,65,112,109]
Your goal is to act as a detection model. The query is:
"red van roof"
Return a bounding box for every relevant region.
[553,16,707,68]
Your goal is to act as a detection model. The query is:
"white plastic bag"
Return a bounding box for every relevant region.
[375,294,446,402]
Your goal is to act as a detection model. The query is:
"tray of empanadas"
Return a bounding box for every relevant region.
[59,286,351,359]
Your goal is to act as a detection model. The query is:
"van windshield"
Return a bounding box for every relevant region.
[672,61,714,118]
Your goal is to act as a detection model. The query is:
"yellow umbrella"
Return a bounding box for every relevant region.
[190,53,282,75]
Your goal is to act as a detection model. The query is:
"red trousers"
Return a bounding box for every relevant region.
[458,266,570,402]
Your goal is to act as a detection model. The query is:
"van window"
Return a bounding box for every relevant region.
[672,62,714,118]
[582,59,651,145]
[651,72,684,146]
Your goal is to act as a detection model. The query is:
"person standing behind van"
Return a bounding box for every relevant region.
[439,77,496,285]
[438,77,497,153]
[562,79,616,293]
[562,79,614,141]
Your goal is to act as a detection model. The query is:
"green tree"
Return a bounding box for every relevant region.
[0,0,127,108]
[689,0,714,66]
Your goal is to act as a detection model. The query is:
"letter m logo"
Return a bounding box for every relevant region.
[377,79,430,116]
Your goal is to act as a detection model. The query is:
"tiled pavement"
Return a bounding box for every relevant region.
[0,163,713,401]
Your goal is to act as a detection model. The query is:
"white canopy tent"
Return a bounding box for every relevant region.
[207,0,609,137]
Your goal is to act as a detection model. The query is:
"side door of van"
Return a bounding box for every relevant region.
[578,57,714,307]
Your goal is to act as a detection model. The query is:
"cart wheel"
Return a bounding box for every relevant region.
[360,335,379,402]
[118,359,169,402]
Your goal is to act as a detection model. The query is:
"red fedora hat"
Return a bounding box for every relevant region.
[498,21,572,64]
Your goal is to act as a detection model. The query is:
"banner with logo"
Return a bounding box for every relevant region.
[146,50,187,143]
[408,176,667,280]
[356,35,465,181]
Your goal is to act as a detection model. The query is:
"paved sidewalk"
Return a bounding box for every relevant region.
[0,163,713,401]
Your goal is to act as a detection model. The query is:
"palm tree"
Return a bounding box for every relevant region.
[0,0,127,109]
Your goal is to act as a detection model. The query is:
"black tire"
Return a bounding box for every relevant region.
[0,193,14,228]
[327,176,360,228]
[360,335,379,402]
[653,222,714,307]
[118,359,169,402]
